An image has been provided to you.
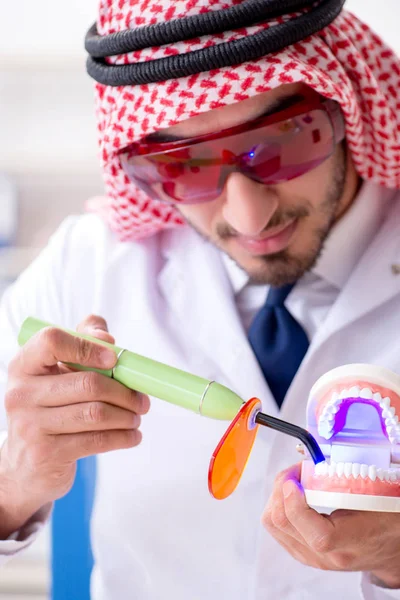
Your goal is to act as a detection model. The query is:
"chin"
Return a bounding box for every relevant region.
[216,231,321,285]
[226,252,306,287]
[225,251,271,281]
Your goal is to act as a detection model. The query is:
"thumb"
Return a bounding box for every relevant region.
[76,314,116,344]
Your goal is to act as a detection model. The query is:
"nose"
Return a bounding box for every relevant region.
[221,172,278,236]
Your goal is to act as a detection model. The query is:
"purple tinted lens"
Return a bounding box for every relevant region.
[120,107,339,204]
[162,181,222,204]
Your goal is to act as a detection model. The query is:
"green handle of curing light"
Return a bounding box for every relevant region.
[18,317,244,421]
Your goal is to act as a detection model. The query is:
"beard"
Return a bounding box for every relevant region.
[183,143,349,287]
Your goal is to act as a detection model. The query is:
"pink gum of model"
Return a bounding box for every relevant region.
[301,364,400,513]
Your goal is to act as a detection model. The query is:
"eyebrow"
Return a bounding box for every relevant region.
[146,93,306,144]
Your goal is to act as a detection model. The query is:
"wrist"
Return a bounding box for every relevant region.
[0,463,46,540]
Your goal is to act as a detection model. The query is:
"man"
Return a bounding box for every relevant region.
[0,0,400,598]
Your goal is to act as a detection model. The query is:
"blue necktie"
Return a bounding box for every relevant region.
[248,284,309,408]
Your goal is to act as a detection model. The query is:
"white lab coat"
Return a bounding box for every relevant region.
[0,194,400,600]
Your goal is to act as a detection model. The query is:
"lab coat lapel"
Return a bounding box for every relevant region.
[279,197,400,428]
[255,201,400,597]
[157,197,400,422]
[310,198,400,351]
[158,227,278,414]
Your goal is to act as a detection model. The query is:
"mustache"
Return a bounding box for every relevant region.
[215,206,310,240]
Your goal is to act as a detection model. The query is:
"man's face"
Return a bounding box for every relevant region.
[149,83,360,286]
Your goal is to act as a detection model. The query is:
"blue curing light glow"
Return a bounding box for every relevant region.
[248,150,255,158]
[313,445,326,465]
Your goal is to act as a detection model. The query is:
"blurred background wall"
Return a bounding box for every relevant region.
[0,0,399,597]
[1,0,400,272]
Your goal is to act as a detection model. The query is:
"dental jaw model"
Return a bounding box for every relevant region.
[301,364,400,512]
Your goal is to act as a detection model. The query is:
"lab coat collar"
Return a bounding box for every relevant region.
[282,192,400,422]
[312,181,394,289]
[310,191,400,349]
[157,193,400,417]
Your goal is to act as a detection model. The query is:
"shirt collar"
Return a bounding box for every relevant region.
[221,181,394,295]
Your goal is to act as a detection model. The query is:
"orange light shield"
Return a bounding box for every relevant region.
[208,397,262,500]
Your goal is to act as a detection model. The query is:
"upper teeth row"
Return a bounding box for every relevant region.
[317,387,400,443]
[314,461,400,482]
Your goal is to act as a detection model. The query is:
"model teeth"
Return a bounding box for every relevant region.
[382,407,395,420]
[314,461,400,482]
[318,387,400,443]
[387,415,399,424]
[337,462,344,477]
[349,386,360,397]
[344,462,352,478]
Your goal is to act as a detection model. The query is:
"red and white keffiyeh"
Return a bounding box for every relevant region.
[91,0,400,241]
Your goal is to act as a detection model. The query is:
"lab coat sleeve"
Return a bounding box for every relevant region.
[0,215,84,561]
[0,503,53,567]
[361,573,400,599]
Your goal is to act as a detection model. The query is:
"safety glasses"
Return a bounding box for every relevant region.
[118,94,345,205]
[208,398,325,500]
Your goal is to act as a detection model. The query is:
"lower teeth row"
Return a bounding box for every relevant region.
[314,461,400,482]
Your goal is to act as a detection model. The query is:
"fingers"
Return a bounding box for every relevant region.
[3,315,148,514]
[39,402,142,435]
[262,462,336,570]
[282,478,336,553]
[262,463,303,541]
[76,314,115,345]
[15,326,116,376]
[58,315,115,371]
[266,526,323,570]
[32,370,150,415]
[263,464,400,575]
[56,428,143,461]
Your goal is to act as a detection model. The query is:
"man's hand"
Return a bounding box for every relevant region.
[0,315,150,538]
[262,463,400,588]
